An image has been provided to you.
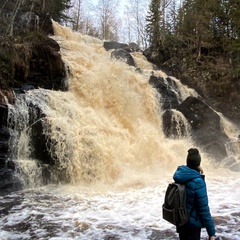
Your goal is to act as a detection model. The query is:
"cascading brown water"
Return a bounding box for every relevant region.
[8,21,198,188]
[43,22,194,185]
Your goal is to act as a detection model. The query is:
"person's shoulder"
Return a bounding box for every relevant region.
[176,165,187,170]
[192,175,206,187]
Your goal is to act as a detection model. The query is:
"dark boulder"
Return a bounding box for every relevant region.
[0,103,8,124]
[0,13,67,194]
[30,117,54,166]
[0,104,15,192]
[0,105,10,169]
[111,49,136,67]
[149,75,180,110]
[103,41,128,51]
[0,90,14,104]
[162,109,190,139]
[143,48,153,62]
[0,36,67,91]
[177,96,229,161]
[27,37,67,91]
[128,42,140,52]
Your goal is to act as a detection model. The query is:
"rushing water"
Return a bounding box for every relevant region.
[0,22,240,239]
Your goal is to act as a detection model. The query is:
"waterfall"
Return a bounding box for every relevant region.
[7,91,49,188]
[218,113,240,168]
[6,21,240,190]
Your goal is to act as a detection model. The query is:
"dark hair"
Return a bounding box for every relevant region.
[186,148,201,169]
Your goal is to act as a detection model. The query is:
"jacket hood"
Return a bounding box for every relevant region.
[173,165,202,183]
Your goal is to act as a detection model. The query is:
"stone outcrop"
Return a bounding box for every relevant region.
[111,49,136,67]
[149,75,181,110]
[0,37,67,92]
[103,41,129,51]
[104,41,142,68]
[0,5,67,193]
[162,109,190,139]
[26,37,67,91]
[150,74,233,162]
[0,104,13,192]
[176,96,229,161]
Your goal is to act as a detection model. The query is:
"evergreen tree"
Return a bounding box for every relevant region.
[145,0,161,48]
[43,0,72,23]
[227,0,240,79]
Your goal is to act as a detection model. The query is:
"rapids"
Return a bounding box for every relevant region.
[0,22,239,239]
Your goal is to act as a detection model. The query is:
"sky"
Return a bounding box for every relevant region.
[68,0,151,45]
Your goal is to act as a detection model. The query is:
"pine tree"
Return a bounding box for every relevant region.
[227,0,240,79]
[46,0,72,23]
[145,0,161,48]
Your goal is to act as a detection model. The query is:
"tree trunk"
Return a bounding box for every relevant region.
[6,0,23,36]
[41,0,46,13]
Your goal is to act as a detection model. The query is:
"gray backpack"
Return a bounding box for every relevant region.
[162,182,190,226]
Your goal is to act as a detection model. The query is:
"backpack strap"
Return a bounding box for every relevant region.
[177,183,187,209]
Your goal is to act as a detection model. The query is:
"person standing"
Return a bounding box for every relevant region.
[173,148,215,240]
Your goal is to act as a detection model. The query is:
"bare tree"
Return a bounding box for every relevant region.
[0,0,9,15]
[71,0,84,31]
[124,0,149,48]
[96,0,120,41]
[123,8,132,44]
[40,0,46,13]
[6,0,23,36]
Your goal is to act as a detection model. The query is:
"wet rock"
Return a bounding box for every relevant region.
[103,41,128,51]
[0,104,8,127]
[177,96,229,161]
[0,89,14,104]
[27,38,67,91]
[143,48,153,63]
[111,49,136,67]
[128,42,140,52]
[0,104,12,191]
[30,117,53,165]
[162,109,190,138]
[149,75,180,110]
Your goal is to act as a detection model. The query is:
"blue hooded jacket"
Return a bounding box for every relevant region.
[173,165,215,237]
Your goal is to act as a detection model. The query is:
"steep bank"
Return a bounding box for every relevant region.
[178,61,240,127]
[143,45,240,127]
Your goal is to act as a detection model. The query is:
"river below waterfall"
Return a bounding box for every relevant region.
[0,169,240,240]
[0,22,240,239]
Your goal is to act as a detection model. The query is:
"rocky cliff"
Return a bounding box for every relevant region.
[0,4,67,193]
